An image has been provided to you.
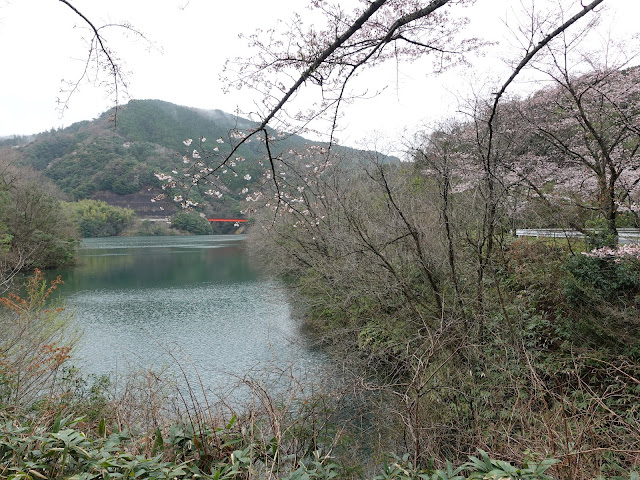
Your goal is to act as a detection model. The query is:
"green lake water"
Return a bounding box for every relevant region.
[50,235,323,394]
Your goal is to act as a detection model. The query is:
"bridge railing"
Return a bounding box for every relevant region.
[515,228,640,244]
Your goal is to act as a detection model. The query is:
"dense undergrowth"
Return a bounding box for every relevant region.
[284,238,640,479]
[1,267,638,479]
[0,413,566,480]
[245,153,640,479]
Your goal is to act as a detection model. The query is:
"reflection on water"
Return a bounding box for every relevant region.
[49,235,322,393]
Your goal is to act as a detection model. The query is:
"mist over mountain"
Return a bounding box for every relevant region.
[2,99,398,220]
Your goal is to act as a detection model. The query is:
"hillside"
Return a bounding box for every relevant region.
[2,100,398,220]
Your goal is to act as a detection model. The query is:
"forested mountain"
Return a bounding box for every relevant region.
[2,100,397,220]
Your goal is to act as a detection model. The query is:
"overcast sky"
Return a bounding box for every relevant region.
[0,0,638,149]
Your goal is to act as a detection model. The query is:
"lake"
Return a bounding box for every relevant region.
[50,235,323,395]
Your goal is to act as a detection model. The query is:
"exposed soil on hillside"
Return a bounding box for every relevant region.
[92,189,177,219]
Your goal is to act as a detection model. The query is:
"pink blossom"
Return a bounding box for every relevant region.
[583,244,640,263]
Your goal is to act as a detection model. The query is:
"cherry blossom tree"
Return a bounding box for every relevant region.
[162,0,605,215]
[518,65,640,237]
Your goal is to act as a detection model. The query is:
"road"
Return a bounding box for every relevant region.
[515,228,640,244]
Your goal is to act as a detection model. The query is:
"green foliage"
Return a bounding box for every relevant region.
[0,182,77,269]
[0,411,598,480]
[585,219,619,249]
[615,211,640,228]
[0,416,196,479]
[44,136,152,199]
[561,252,640,356]
[370,450,560,480]
[564,254,640,305]
[64,199,135,237]
[24,134,79,171]
[170,211,212,235]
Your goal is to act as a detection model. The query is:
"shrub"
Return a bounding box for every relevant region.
[64,199,135,237]
[170,211,212,235]
[0,183,77,269]
[0,270,77,406]
[564,253,640,305]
